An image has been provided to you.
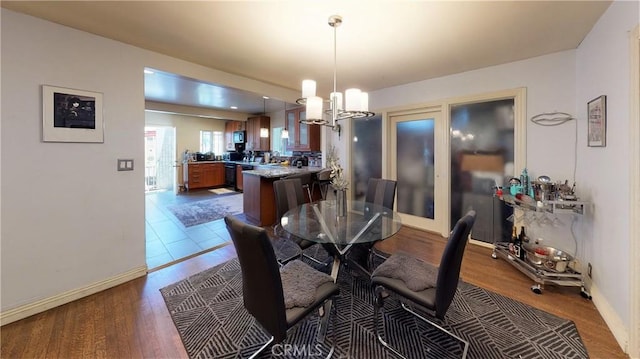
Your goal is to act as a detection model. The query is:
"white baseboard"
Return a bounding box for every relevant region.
[590,281,630,354]
[0,265,147,326]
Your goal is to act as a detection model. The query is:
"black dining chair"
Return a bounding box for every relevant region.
[370,210,476,359]
[224,215,340,358]
[273,178,327,265]
[283,172,313,203]
[346,178,397,275]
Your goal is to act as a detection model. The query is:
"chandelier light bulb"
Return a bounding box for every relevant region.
[302,80,316,98]
[307,96,324,120]
[345,88,362,111]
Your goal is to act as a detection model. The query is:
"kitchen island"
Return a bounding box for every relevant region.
[242,166,321,226]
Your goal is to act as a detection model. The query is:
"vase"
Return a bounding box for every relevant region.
[336,188,347,217]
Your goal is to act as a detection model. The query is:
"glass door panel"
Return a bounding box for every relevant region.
[299,111,309,147]
[351,115,382,201]
[450,99,515,243]
[390,109,445,233]
[286,111,297,148]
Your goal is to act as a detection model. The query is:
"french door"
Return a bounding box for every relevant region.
[389,107,448,235]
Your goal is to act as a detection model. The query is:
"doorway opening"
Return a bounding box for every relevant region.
[145,126,176,193]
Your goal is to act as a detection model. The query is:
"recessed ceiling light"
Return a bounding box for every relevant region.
[144,69,154,74]
[230,106,238,110]
[262,96,270,99]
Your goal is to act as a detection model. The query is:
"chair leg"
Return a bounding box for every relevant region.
[373,286,469,359]
[316,298,336,358]
[399,302,469,358]
[247,335,274,359]
[373,286,407,359]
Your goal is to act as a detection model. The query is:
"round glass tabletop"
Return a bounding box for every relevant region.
[281,200,402,246]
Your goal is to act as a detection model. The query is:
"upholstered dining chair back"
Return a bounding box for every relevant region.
[434,210,476,318]
[224,215,288,342]
[365,178,397,210]
[346,178,397,275]
[274,178,306,221]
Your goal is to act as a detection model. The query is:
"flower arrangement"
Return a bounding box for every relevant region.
[327,146,348,190]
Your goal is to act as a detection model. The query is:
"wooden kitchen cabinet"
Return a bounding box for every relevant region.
[185,162,225,190]
[246,116,270,151]
[286,107,320,151]
[236,165,244,191]
[224,120,245,151]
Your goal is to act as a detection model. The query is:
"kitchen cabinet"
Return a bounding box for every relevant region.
[224,121,245,151]
[246,116,270,151]
[286,107,320,151]
[185,162,225,190]
[236,165,244,191]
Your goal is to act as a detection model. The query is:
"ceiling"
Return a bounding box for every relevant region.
[3,1,611,115]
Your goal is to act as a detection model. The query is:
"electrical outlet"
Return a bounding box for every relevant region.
[587,263,592,278]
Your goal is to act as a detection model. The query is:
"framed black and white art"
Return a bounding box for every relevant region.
[42,85,104,143]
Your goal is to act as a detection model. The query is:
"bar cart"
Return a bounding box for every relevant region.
[492,193,591,298]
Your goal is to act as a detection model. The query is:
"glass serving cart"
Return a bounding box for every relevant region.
[493,193,591,298]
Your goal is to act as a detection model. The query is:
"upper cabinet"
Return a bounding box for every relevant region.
[286,107,320,152]
[246,116,270,151]
[224,120,245,151]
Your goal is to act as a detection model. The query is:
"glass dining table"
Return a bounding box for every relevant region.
[281,199,403,280]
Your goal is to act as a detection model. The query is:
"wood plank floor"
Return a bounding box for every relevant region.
[0,224,627,359]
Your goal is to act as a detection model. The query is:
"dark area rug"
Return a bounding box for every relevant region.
[167,194,243,227]
[160,252,587,359]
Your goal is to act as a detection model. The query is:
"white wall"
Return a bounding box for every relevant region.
[370,0,638,351]
[1,9,147,312]
[575,0,638,348]
[0,9,296,320]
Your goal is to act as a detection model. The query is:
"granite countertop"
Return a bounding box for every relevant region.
[243,165,322,178]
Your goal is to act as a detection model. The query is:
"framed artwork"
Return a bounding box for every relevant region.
[587,95,606,147]
[42,85,104,143]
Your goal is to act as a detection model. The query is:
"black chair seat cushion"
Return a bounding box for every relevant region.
[371,251,438,291]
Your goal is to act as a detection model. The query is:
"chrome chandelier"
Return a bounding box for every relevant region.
[296,15,374,129]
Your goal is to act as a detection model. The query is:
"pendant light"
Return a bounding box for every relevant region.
[297,15,374,129]
[281,101,289,139]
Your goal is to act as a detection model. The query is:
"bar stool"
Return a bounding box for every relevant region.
[283,172,313,203]
[312,168,332,201]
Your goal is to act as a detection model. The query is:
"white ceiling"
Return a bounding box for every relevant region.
[3,1,611,115]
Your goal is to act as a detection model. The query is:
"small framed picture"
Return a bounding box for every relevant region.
[42,85,104,143]
[587,95,606,147]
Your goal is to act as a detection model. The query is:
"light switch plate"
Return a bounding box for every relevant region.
[118,159,134,171]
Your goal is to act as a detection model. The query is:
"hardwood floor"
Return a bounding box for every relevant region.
[1,224,627,359]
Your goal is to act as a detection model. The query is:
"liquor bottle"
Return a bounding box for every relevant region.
[517,227,526,260]
[509,226,517,254]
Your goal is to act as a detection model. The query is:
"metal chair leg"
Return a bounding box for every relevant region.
[247,335,274,359]
[373,286,469,359]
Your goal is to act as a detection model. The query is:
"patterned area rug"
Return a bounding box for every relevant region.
[160,254,587,359]
[167,194,243,227]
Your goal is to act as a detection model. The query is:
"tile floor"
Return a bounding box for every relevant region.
[145,188,238,270]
